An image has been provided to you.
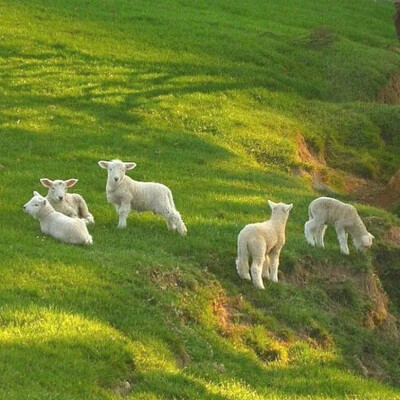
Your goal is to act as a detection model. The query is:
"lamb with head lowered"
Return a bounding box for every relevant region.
[236,200,293,289]
[98,159,187,235]
[23,191,93,245]
[40,178,94,224]
[304,196,374,255]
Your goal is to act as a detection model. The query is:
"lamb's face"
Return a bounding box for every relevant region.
[98,160,137,186]
[23,192,46,217]
[355,233,374,252]
[40,178,78,202]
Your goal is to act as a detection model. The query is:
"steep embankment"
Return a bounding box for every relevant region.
[1,0,400,399]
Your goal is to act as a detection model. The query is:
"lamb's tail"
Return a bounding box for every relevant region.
[308,202,314,220]
[236,234,250,280]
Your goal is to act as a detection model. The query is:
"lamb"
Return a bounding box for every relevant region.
[236,200,293,289]
[304,197,374,255]
[98,159,187,235]
[40,178,95,224]
[23,191,93,245]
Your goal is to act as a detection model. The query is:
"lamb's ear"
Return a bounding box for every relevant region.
[124,162,137,170]
[65,179,78,187]
[98,161,110,169]
[285,203,293,212]
[33,190,41,197]
[268,200,277,210]
[40,178,53,188]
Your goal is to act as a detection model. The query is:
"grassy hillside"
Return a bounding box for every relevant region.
[1,0,400,399]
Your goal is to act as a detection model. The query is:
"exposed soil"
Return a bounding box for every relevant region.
[295,132,400,210]
[378,73,400,105]
[295,134,326,168]
[285,256,396,333]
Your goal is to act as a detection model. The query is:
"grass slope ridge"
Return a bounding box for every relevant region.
[1,0,400,399]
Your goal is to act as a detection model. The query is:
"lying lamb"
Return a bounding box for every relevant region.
[23,191,93,245]
[304,197,374,254]
[40,178,95,224]
[236,200,293,289]
[98,159,187,235]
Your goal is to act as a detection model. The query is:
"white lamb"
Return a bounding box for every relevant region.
[23,191,93,245]
[40,178,95,224]
[98,159,187,235]
[304,197,374,255]
[236,200,293,289]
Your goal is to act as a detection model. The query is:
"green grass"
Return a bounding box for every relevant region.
[1,0,400,398]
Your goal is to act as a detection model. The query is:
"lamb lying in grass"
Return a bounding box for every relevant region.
[23,191,93,245]
[40,178,95,224]
[98,159,187,235]
[236,200,293,289]
[304,197,374,255]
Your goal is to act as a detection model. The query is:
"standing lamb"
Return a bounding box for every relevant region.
[304,197,374,255]
[40,178,95,224]
[23,191,93,245]
[98,159,187,235]
[236,200,293,289]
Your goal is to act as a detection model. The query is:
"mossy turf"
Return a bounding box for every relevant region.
[1,0,400,399]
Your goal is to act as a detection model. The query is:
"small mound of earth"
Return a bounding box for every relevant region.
[378,73,400,105]
[295,134,326,168]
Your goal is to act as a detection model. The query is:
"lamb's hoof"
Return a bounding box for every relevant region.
[306,238,315,246]
[253,281,265,290]
[341,249,350,255]
[117,224,126,229]
[238,272,251,281]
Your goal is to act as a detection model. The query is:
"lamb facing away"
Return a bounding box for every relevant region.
[40,178,95,224]
[236,200,293,289]
[304,197,374,255]
[23,191,93,245]
[98,160,187,235]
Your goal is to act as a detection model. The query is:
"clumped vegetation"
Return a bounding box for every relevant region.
[1,0,400,399]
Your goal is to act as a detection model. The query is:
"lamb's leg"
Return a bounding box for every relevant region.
[236,257,251,281]
[262,255,271,279]
[78,199,95,224]
[304,219,316,246]
[251,255,265,289]
[116,201,131,229]
[174,212,187,236]
[268,247,281,282]
[315,224,327,248]
[335,226,349,255]
[161,208,187,236]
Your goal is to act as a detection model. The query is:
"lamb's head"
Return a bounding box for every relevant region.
[98,160,136,187]
[268,200,293,222]
[353,232,375,252]
[23,191,48,217]
[40,178,78,202]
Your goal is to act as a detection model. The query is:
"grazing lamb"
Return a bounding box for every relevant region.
[23,191,93,245]
[98,159,187,235]
[236,200,293,289]
[40,178,95,224]
[304,197,374,255]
